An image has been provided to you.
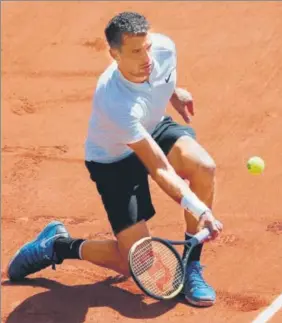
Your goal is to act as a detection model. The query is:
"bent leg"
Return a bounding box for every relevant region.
[167,135,216,306]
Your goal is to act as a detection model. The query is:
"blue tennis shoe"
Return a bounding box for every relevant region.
[182,261,216,307]
[7,221,69,281]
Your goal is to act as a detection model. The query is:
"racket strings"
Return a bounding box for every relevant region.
[131,239,183,297]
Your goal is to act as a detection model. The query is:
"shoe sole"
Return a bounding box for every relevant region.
[7,221,67,281]
[185,295,215,307]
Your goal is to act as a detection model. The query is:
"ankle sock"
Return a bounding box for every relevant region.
[183,232,203,262]
[54,237,85,261]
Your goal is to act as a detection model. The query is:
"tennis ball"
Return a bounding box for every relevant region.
[247,156,265,174]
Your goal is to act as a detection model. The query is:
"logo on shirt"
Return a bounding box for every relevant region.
[165,67,176,83]
[165,72,172,83]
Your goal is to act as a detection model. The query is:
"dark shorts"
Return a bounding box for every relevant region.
[85,116,196,235]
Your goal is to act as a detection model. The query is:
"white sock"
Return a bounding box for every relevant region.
[78,240,87,260]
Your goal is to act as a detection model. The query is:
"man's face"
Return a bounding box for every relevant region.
[111,32,153,81]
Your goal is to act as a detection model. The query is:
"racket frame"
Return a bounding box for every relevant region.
[128,236,185,300]
[128,228,210,300]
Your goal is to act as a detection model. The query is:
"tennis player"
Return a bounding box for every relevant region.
[8,12,223,307]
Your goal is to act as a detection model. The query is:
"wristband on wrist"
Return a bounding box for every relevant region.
[180,194,210,217]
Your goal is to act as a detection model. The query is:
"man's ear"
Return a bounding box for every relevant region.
[110,48,120,62]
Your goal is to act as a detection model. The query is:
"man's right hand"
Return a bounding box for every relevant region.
[197,210,223,241]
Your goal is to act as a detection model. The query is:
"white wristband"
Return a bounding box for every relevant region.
[180,194,209,217]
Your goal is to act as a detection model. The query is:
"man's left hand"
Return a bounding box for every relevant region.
[170,88,194,124]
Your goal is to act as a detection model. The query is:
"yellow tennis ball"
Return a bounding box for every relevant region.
[247,156,265,174]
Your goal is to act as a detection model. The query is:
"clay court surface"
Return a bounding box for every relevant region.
[1,1,282,322]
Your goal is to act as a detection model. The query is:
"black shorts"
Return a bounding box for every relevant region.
[85,116,196,235]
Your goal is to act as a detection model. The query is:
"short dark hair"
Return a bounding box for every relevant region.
[105,12,150,49]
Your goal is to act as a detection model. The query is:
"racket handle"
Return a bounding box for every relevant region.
[189,228,210,247]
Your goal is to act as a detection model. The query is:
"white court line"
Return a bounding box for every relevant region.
[251,293,282,323]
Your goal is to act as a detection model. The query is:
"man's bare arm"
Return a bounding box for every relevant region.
[128,135,222,237]
[128,136,208,217]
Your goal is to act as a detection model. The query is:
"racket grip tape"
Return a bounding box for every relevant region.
[189,228,210,247]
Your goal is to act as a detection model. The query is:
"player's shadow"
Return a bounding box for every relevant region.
[2,275,178,323]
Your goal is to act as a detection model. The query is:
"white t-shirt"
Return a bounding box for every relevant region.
[85,33,177,163]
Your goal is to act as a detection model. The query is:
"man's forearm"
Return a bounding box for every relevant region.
[127,135,205,218]
[151,165,209,218]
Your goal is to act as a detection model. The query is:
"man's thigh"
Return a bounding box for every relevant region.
[152,116,215,177]
[167,135,216,178]
[85,154,155,236]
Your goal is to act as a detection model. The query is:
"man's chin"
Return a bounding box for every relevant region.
[137,70,151,79]
[128,70,151,83]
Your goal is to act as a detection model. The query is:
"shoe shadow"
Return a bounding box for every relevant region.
[2,276,178,323]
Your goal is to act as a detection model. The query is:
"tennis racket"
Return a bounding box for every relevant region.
[128,228,211,300]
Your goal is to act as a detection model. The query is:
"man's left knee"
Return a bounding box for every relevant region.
[198,155,216,177]
[168,136,216,179]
